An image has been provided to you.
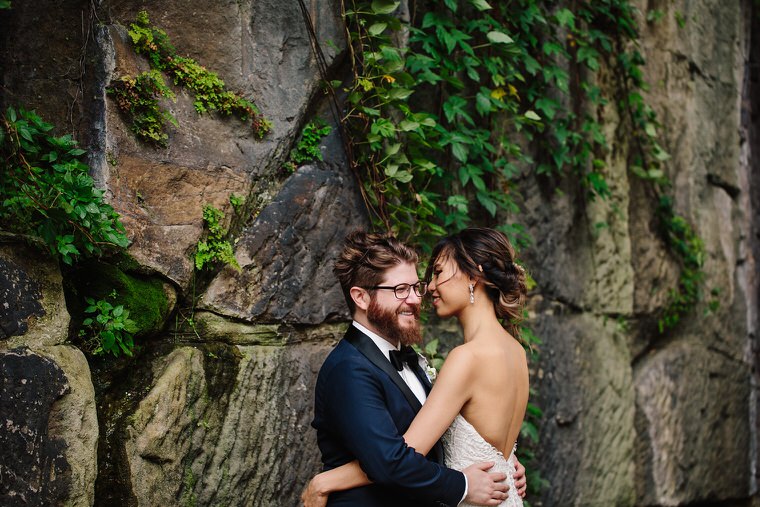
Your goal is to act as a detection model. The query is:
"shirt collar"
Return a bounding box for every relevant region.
[352,321,400,359]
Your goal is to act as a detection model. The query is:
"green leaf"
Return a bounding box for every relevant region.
[476,192,497,216]
[371,0,400,14]
[486,31,513,44]
[475,92,492,116]
[18,126,33,142]
[534,98,558,120]
[384,164,399,177]
[368,22,388,36]
[399,120,420,132]
[452,143,469,162]
[554,8,575,28]
[385,143,401,156]
[393,170,413,183]
[388,88,414,100]
[469,0,491,10]
[653,143,671,161]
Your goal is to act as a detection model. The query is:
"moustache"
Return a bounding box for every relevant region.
[397,305,421,319]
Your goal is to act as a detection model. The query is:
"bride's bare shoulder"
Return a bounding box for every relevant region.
[439,344,478,376]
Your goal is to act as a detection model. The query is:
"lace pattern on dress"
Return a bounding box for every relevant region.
[442,414,522,507]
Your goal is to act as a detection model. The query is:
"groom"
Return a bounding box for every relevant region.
[307,230,524,506]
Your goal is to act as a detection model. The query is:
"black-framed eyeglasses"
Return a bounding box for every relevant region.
[363,282,428,299]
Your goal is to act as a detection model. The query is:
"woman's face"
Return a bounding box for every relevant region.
[428,254,470,318]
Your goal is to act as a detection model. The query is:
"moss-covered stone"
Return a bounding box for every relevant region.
[64,259,172,338]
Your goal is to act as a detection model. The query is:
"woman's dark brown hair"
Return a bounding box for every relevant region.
[425,227,527,339]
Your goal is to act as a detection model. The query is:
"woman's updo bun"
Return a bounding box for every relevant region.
[426,227,528,339]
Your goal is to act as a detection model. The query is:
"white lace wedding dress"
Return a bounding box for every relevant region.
[442,414,522,507]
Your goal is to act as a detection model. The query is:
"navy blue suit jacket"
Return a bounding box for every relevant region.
[312,325,466,506]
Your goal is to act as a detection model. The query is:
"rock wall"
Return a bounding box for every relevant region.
[527,1,758,505]
[0,241,98,507]
[0,1,757,507]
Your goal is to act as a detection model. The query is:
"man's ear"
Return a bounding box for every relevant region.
[350,286,370,311]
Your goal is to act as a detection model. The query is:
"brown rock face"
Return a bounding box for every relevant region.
[90,0,347,289]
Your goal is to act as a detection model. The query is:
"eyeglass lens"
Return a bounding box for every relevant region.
[394,282,427,298]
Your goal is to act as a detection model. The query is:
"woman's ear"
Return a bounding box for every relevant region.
[350,286,370,311]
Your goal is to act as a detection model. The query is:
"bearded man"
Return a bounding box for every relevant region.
[309,230,523,506]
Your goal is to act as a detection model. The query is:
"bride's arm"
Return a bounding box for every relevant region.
[403,346,475,453]
[302,347,476,506]
[301,461,368,507]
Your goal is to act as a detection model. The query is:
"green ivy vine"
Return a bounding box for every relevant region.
[340,0,706,330]
[109,11,272,146]
[108,70,178,146]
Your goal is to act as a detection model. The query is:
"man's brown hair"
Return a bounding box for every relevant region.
[333,230,418,313]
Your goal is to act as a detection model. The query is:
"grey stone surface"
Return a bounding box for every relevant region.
[635,340,751,505]
[0,348,70,506]
[97,328,337,507]
[187,310,346,346]
[202,161,369,324]
[532,304,636,507]
[0,346,98,507]
[0,241,69,347]
[0,256,43,340]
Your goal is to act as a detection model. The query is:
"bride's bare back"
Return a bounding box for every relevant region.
[458,328,529,455]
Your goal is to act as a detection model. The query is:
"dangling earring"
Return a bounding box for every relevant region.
[469,284,475,304]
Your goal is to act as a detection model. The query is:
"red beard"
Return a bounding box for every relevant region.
[367,298,422,346]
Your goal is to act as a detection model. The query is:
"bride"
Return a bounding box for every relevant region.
[303,227,530,506]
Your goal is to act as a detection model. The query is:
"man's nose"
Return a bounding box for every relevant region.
[404,289,422,303]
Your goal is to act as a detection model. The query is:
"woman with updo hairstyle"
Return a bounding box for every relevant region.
[425,227,528,340]
[412,227,529,506]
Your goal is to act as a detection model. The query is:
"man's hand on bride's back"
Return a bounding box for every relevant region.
[462,461,509,506]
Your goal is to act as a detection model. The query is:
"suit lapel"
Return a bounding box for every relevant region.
[345,325,423,413]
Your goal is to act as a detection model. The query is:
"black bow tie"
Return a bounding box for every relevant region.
[389,346,418,371]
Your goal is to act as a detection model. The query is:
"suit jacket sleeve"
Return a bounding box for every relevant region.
[323,357,466,505]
